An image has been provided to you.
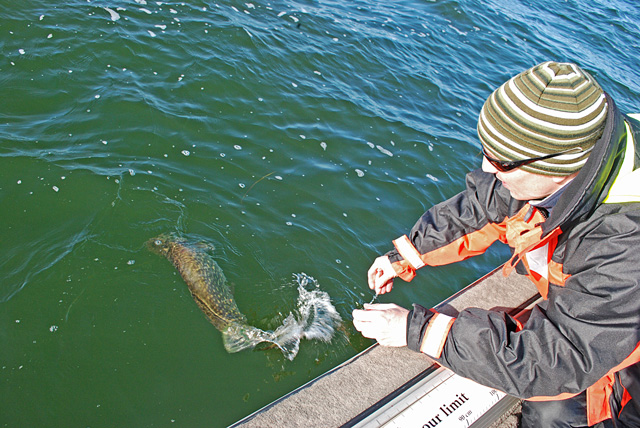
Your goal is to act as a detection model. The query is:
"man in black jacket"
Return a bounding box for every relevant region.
[353,61,640,427]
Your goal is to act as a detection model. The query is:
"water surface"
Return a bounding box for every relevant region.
[1,0,639,426]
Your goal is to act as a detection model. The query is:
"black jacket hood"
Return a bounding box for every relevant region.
[543,93,629,236]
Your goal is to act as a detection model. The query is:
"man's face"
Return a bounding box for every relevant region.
[481,157,572,201]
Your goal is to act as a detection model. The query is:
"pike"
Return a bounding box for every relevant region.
[148,233,340,360]
[148,233,264,352]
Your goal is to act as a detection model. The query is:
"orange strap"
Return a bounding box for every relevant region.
[586,343,640,425]
[587,374,616,425]
[526,343,640,425]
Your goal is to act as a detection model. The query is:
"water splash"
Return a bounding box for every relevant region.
[222,273,341,360]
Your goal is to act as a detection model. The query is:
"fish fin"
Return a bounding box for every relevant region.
[222,323,268,353]
[222,319,301,361]
[221,323,297,360]
[193,241,216,253]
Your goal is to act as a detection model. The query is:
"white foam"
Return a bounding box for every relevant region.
[223,273,341,360]
[103,7,120,21]
[376,145,393,157]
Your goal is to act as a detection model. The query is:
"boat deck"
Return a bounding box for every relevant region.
[230,267,539,428]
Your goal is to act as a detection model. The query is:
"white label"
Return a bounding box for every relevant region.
[526,243,549,280]
[382,372,506,428]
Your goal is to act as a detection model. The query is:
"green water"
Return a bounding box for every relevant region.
[2,0,639,426]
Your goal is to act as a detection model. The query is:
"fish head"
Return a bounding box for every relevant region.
[147,234,175,256]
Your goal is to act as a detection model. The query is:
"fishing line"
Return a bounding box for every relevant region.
[241,171,275,202]
[367,293,379,305]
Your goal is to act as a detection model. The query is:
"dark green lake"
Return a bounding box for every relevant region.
[1,0,639,426]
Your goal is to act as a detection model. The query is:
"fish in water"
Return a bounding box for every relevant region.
[148,233,246,331]
[148,233,341,360]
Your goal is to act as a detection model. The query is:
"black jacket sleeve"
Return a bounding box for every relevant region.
[387,168,523,265]
[415,208,640,399]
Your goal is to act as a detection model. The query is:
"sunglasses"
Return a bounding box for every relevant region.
[481,146,583,172]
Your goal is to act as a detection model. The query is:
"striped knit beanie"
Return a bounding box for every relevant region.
[478,61,608,176]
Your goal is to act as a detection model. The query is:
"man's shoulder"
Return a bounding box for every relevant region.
[570,202,640,241]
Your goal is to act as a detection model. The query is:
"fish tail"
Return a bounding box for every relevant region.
[222,323,274,353]
[222,321,301,361]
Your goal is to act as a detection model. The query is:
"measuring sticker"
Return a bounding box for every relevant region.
[381,372,506,428]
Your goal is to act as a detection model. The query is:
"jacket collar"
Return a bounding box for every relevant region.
[529,183,569,217]
[541,93,629,237]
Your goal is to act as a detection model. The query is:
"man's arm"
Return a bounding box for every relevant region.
[409,211,640,399]
[370,168,522,291]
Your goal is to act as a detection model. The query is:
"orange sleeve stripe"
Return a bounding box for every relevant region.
[390,221,506,283]
[421,222,506,267]
[419,313,456,358]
